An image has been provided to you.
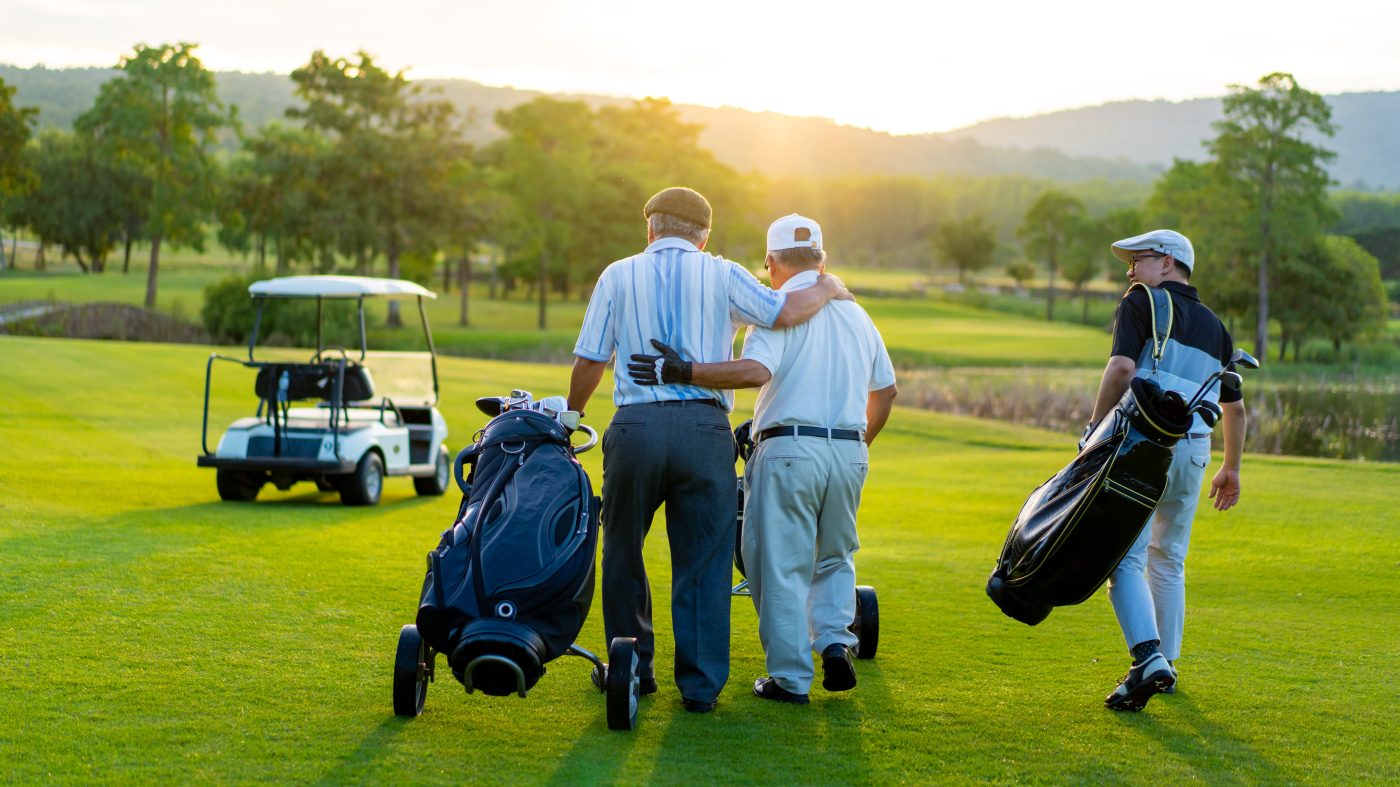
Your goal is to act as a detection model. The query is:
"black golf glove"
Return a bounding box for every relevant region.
[627,339,692,386]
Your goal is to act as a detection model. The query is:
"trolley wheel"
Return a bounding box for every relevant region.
[393,624,429,717]
[606,637,640,731]
[850,585,879,660]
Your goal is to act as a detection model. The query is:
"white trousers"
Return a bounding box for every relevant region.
[1107,435,1211,661]
[742,435,867,694]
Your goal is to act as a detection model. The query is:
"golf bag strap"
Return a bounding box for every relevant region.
[1128,283,1173,372]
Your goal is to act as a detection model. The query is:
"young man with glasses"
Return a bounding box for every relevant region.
[1084,229,1248,711]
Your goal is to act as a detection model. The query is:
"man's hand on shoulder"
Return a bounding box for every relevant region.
[819,273,854,302]
[627,339,692,386]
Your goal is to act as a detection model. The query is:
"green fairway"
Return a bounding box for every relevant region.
[1,336,1394,783]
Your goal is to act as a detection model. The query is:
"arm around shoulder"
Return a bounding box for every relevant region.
[772,274,852,329]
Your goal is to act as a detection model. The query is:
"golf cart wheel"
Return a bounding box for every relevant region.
[393,624,429,717]
[850,586,879,660]
[216,469,262,502]
[606,637,640,732]
[339,452,384,507]
[414,446,451,497]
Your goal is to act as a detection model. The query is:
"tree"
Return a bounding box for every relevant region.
[933,214,997,284]
[1017,189,1085,321]
[289,51,464,327]
[487,98,597,329]
[0,76,38,270]
[14,131,134,272]
[1273,235,1389,359]
[218,123,330,273]
[1209,72,1337,361]
[1058,218,1102,324]
[1005,260,1037,290]
[74,43,233,307]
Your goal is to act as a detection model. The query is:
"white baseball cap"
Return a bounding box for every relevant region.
[1111,229,1195,272]
[767,214,823,252]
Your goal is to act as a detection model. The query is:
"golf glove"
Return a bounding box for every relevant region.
[627,339,692,386]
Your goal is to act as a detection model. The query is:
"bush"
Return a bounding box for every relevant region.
[202,273,359,347]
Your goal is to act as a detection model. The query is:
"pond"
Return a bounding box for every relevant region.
[899,368,1400,462]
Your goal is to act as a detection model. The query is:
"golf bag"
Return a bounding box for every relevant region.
[415,402,599,696]
[987,284,1196,626]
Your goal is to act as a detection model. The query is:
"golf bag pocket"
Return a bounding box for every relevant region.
[416,409,598,696]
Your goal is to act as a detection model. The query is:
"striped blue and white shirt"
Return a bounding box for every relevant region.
[573,237,787,410]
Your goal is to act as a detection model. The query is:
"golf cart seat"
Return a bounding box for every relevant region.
[254,362,375,404]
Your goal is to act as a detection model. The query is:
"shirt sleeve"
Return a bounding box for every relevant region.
[573,268,617,362]
[869,321,897,391]
[724,260,786,328]
[1109,288,1152,361]
[740,323,783,376]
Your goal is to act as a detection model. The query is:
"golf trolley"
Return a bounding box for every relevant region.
[393,391,647,732]
[731,420,880,659]
[197,276,451,506]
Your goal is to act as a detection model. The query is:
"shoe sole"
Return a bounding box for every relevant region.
[1105,674,1176,712]
[822,654,857,692]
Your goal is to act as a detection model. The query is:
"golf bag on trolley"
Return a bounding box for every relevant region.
[986,283,1252,626]
[415,396,600,696]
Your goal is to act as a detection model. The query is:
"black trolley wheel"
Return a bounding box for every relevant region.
[393,624,429,717]
[606,637,640,731]
[850,586,879,660]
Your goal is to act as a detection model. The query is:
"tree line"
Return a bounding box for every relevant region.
[0,48,1392,358]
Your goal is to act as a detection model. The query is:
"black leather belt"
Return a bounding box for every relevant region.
[1187,432,1211,440]
[758,425,862,442]
[621,398,721,409]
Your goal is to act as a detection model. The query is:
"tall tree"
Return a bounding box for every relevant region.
[933,214,997,284]
[218,123,330,274]
[289,50,464,327]
[1209,72,1336,361]
[1017,189,1085,321]
[0,76,38,270]
[15,131,134,272]
[74,43,233,307]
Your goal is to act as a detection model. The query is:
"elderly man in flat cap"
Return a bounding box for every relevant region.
[568,187,850,713]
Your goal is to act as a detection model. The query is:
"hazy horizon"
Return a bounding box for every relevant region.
[6,0,1400,134]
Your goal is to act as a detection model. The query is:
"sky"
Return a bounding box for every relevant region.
[4,0,1399,133]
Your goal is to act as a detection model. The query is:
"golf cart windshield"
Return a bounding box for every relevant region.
[362,351,436,406]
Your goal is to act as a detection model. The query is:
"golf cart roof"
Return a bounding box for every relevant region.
[248,276,437,300]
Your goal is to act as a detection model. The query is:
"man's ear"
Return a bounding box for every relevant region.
[696,230,709,251]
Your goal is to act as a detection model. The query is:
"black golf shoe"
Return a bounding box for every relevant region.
[753,677,809,705]
[1104,653,1176,711]
[821,644,857,692]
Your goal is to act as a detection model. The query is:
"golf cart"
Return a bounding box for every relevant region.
[197,275,450,506]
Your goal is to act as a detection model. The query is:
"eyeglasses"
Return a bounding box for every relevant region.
[1127,252,1166,267]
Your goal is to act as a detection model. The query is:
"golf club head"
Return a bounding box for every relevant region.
[1220,371,1243,392]
[1195,400,1222,429]
[475,396,506,416]
[1231,348,1260,370]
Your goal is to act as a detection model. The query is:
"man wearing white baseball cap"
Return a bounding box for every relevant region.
[1085,228,1248,711]
[629,213,898,705]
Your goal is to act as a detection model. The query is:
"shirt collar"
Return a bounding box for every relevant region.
[645,237,700,254]
[1162,281,1199,301]
[779,269,821,292]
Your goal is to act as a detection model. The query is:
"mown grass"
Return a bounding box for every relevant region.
[1,336,1395,784]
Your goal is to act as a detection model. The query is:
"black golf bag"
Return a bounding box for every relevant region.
[987,283,1205,626]
[986,376,1193,625]
[415,406,600,696]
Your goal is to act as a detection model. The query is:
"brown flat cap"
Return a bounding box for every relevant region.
[643,187,712,229]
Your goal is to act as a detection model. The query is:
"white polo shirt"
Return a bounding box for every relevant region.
[574,237,787,410]
[741,270,896,432]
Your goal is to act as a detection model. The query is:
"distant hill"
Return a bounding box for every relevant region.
[6,65,1396,187]
[944,93,1400,190]
[0,64,1158,183]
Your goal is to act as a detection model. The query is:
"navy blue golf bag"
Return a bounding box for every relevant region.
[415,407,599,696]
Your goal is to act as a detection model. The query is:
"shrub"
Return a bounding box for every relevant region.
[202,273,358,347]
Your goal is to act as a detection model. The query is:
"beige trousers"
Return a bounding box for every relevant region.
[741,434,868,694]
